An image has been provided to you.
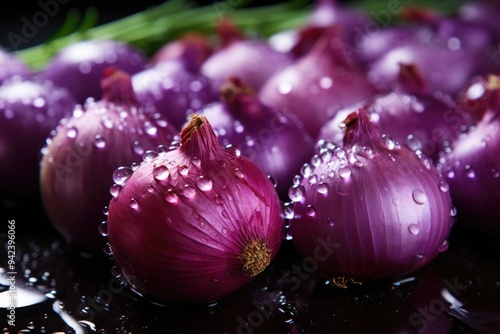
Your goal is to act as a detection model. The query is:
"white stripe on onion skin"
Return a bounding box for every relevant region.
[288,108,454,286]
[105,114,285,304]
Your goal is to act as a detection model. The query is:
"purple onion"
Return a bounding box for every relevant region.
[39,68,178,251]
[200,32,293,92]
[288,108,454,285]
[319,63,474,162]
[0,77,76,195]
[132,59,217,130]
[438,73,500,235]
[38,39,149,104]
[260,27,378,138]
[106,114,284,304]
[0,48,33,84]
[199,77,315,200]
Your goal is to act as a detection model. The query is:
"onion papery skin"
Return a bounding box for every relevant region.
[438,90,500,235]
[106,115,284,304]
[259,30,378,138]
[132,59,217,131]
[289,109,453,283]
[0,48,33,84]
[38,39,149,105]
[318,65,474,163]
[40,69,178,251]
[199,78,315,201]
[0,77,76,195]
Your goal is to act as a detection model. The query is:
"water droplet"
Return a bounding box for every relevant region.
[465,165,475,178]
[94,134,106,148]
[178,164,189,176]
[416,253,425,259]
[447,37,461,50]
[109,184,121,197]
[98,221,108,236]
[305,205,315,216]
[412,190,427,205]
[129,198,139,210]
[283,202,294,219]
[492,168,500,178]
[446,169,455,179]
[279,82,293,94]
[408,224,420,235]
[300,163,313,178]
[113,166,133,185]
[288,185,305,202]
[102,206,109,216]
[131,162,140,171]
[153,165,169,180]
[66,126,77,139]
[311,154,321,167]
[103,242,113,255]
[233,168,244,179]
[392,198,399,206]
[164,189,178,203]
[101,115,114,129]
[450,206,457,217]
[268,175,278,188]
[183,185,196,198]
[317,182,328,194]
[438,239,449,252]
[327,217,334,227]
[191,157,201,167]
[308,174,318,184]
[233,121,244,133]
[143,150,158,162]
[339,166,352,178]
[196,176,213,191]
[380,134,395,150]
[222,210,230,218]
[438,181,449,192]
[225,144,241,157]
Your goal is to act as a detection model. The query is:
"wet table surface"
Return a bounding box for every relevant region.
[1,194,499,334]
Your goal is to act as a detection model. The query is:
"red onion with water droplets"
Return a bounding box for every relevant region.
[288,108,454,286]
[438,74,500,235]
[39,68,178,251]
[199,77,315,200]
[38,39,149,104]
[0,77,76,195]
[318,63,474,162]
[132,57,217,131]
[200,19,293,92]
[105,114,284,304]
[260,27,378,138]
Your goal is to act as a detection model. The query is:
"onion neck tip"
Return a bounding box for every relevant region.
[238,239,271,277]
[180,114,207,145]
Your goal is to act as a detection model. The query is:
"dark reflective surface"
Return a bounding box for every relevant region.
[1,194,499,334]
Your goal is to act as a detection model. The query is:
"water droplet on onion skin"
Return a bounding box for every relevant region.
[438,239,449,252]
[438,181,449,192]
[317,182,328,194]
[94,134,106,148]
[164,189,178,204]
[66,126,78,138]
[183,185,196,198]
[178,164,189,176]
[98,221,108,236]
[129,198,139,210]
[412,190,427,205]
[465,165,475,178]
[408,224,420,235]
[327,217,335,227]
[109,184,121,198]
[288,185,305,202]
[153,165,169,181]
[113,166,133,185]
[283,202,294,219]
[196,176,213,191]
[305,205,315,217]
[339,166,352,178]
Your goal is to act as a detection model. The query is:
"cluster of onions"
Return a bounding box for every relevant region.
[39,68,178,250]
[105,114,285,303]
[2,0,499,307]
